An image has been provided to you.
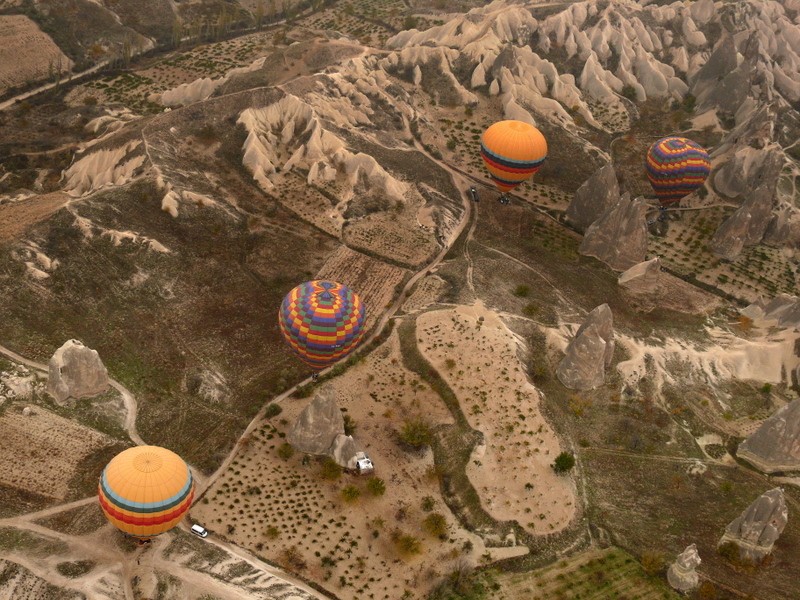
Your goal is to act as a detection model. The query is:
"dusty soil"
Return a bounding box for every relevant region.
[417,302,577,535]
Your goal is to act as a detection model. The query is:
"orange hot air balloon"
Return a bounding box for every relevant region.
[98,446,194,539]
[480,120,547,203]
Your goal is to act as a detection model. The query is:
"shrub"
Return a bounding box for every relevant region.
[621,85,637,101]
[399,418,432,449]
[341,485,361,503]
[343,413,357,436]
[265,525,280,539]
[640,550,665,575]
[277,443,294,460]
[264,403,282,418]
[552,452,575,474]
[366,477,386,497]
[423,513,448,539]
[421,496,435,512]
[320,457,342,480]
[446,138,457,151]
[394,532,422,556]
[512,284,530,297]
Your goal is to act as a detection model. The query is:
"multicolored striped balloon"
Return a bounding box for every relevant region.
[480,120,548,193]
[99,446,194,539]
[645,136,711,204]
[279,280,366,371]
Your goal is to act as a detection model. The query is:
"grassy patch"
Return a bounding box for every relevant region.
[35,503,108,536]
[0,528,67,557]
[56,560,95,578]
[496,547,679,599]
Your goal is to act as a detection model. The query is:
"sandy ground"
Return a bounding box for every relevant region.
[0,193,68,243]
[417,302,577,535]
[192,327,528,600]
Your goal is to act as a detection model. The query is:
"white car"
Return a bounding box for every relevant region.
[191,524,209,538]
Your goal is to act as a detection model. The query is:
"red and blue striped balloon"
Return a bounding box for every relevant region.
[645,137,711,204]
[279,280,366,370]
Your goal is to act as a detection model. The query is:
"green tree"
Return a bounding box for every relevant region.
[552,452,575,474]
[277,443,294,460]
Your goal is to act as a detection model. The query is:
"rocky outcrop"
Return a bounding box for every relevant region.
[719,488,788,563]
[330,434,361,470]
[287,386,345,455]
[579,194,648,271]
[667,544,701,593]
[737,400,800,473]
[47,340,109,405]
[556,304,614,390]
[565,163,620,233]
[618,257,661,293]
[764,203,800,248]
[709,182,777,260]
[690,36,748,114]
[740,294,800,328]
[712,146,784,202]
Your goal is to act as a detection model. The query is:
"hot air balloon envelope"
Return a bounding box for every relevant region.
[480,120,547,193]
[99,446,194,539]
[645,136,711,204]
[279,280,366,370]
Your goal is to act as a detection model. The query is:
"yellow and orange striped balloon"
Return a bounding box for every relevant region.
[98,446,194,539]
[480,120,548,193]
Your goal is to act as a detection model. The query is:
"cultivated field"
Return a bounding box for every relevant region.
[316,245,408,333]
[496,547,680,600]
[0,404,113,501]
[0,15,73,95]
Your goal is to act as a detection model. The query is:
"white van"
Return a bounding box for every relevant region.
[191,524,209,538]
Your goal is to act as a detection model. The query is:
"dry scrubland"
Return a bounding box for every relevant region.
[193,328,528,599]
[0,15,73,95]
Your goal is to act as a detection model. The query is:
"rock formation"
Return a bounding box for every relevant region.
[764,203,800,249]
[330,434,360,470]
[579,194,648,271]
[565,163,620,233]
[47,340,109,405]
[556,304,614,390]
[737,400,800,473]
[740,294,800,328]
[287,385,345,455]
[709,181,778,260]
[618,257,661,293]
[719,488,788,563]
[667,544,701,593]
[712,146,783,204]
